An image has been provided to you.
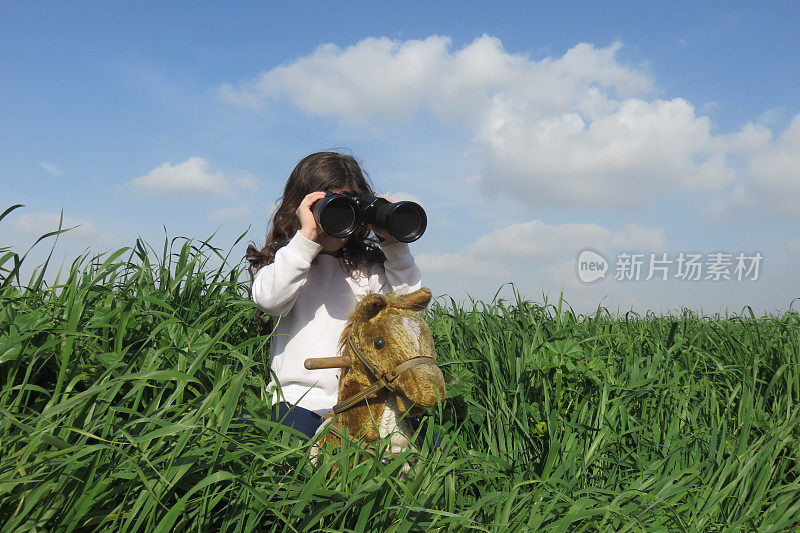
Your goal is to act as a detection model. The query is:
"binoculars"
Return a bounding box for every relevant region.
[312,192,427,243]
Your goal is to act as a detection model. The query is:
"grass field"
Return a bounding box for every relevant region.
[1,205,800,531]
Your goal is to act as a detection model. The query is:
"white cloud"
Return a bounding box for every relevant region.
[381,191,423,204]
[712,115,800,218]
[207,206,252,223]
[39,162,62,176]
[700,101,718,113]
[711,121,772,153]
[12,213,114,245]
[417,218,668,311]
[789,240,800,262]
[128,157,258,197]
[475,96,734,207]
[221,34,800,218]
[220,35,740,210]
[708,184,754,219]
[234,174,259,190]
[417,252,507,279]
[758,107,786,127]
[222,36,651,129]
[745,115,800,217]
[418,219,665,277]
[220,36,454,125]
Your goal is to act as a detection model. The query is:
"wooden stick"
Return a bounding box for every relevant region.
[304,356,351,370]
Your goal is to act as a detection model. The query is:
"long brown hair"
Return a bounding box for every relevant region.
[246,151,386,280]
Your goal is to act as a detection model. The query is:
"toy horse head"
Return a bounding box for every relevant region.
[309,288,446,468]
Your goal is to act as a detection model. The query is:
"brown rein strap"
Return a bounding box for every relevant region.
[331,330,437,415]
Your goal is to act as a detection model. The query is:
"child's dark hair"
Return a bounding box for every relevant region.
[246,151,386,279]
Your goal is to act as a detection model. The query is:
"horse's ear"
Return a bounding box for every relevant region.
[354,293,388,321]
[395,288,432,311]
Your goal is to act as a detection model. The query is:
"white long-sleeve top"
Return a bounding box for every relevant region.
[251,231,422,416]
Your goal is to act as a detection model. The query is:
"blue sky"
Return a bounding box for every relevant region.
[2,1,799,314]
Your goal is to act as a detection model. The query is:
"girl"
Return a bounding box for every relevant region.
[246,151,442,448]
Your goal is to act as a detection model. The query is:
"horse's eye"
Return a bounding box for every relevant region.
[373,337,385,349]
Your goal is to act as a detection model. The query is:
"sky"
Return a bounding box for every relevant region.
[2,1,799,315]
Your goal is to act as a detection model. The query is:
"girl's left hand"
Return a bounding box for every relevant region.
[370,198,398,245]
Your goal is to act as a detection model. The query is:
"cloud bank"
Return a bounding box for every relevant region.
[12,212,115,246]
[418,219,665,279]
[128,157,258,197]
[222,34,799,216]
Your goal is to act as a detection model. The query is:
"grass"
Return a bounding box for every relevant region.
[1,204,799,531]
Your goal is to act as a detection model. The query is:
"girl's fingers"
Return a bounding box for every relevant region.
[298,192,326,211]
[303,191,326,204]
[297,192,326,241]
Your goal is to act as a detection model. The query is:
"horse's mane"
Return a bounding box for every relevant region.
[338,290,431,354]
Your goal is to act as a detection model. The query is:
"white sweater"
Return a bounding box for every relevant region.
[251,231,422,416]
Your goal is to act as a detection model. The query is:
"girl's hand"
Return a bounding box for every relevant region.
[370,198,399,245]
[297,191,327,242]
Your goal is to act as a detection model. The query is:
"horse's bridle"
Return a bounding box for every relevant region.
[331,329,438,414]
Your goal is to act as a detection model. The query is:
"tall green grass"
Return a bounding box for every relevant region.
[1,204,799,531]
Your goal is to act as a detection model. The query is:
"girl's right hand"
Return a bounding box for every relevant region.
[297,191,327,241]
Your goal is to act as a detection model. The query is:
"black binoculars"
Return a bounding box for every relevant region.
[312,192,427,243]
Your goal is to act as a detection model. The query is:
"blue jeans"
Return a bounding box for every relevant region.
[271,402,446,451]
